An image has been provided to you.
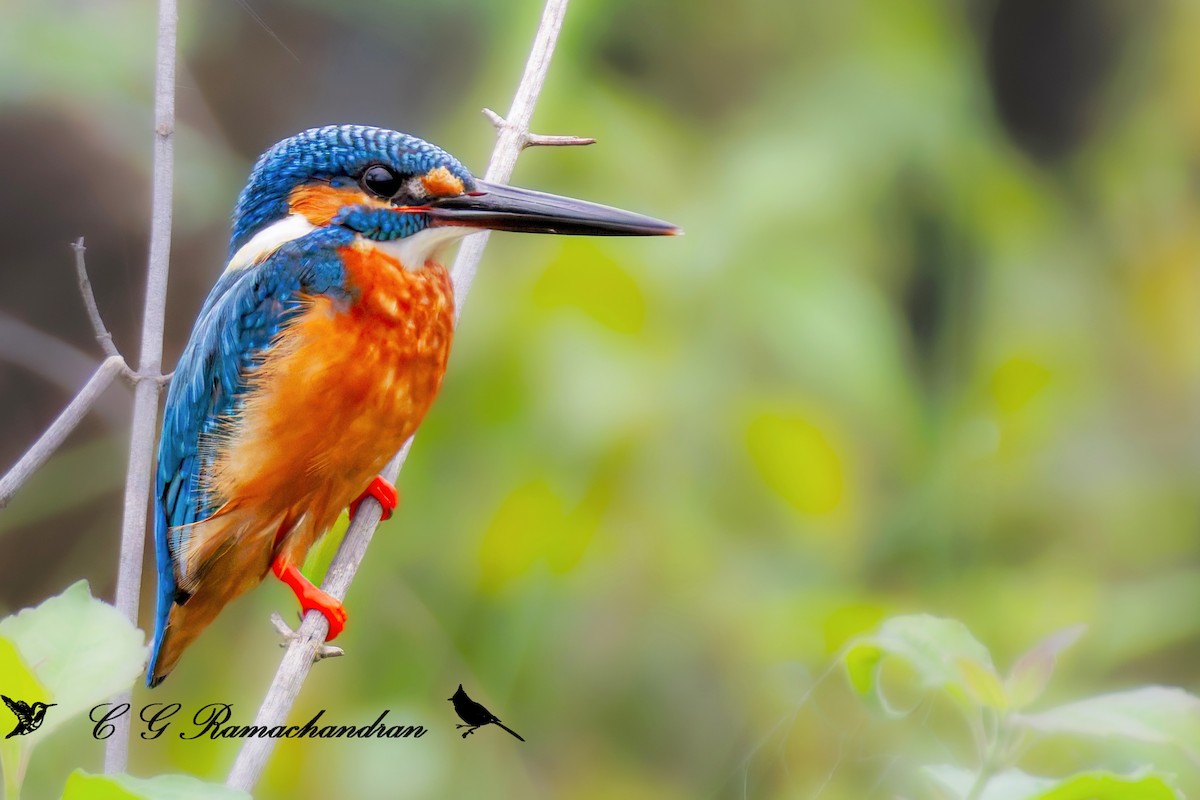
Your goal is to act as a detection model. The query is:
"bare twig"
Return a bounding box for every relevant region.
[0,312,129,427]
[269,613,345,659]
[482,107,595,148]
[0,356,126,508]
[0,235,167,510]
[0,233,172,502]
[103,0,178,775]
[71,238,122,361]
[526,130,597,147]
[226,0,584,790]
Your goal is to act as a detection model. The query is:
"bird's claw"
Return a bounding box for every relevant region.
[349,475,398,521]
[272,558,348,640]
[297,587,347,640]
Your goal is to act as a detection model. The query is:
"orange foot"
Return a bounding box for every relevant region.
[349,475,398,521]
[271,558,347,640]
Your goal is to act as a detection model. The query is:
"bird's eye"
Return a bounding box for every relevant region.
[359,164,403,199]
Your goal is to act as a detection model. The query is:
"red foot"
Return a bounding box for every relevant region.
[271,558,347,640]
[349,475,398,521]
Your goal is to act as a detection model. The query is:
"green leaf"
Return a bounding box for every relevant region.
[843,643,883,697]
[923,766,1182,800]
[1018,686,1200,760]
[61,770,252,800]
[1035,770,1182,799]
[1006,625,1086,710]
[0,634,50,797]
[924,765,1053,800]
[958,656,1009,710]
[843,614,996,717]
[0,581,146,742]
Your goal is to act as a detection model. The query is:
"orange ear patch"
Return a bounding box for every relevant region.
[421,166,464,197]
[289,183,382,226]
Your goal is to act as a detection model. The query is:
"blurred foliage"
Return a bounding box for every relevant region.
[2,0,1200,797]
[843,614,1198,798]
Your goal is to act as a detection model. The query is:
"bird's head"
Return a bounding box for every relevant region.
[228,124,678,271]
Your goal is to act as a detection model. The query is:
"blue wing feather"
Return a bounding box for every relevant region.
[148,227,351,685]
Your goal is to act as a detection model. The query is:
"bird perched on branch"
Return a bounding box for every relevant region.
[146,125,678,686]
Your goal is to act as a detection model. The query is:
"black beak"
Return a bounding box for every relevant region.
[428,180,680,237]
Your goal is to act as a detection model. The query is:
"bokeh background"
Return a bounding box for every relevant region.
[2,0,1199,797]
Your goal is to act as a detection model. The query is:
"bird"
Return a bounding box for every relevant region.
[146,124,678,687]
[2,695,55,738]
[448,684,524,741]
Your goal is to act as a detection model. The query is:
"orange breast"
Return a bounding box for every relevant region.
[206,242,455,562]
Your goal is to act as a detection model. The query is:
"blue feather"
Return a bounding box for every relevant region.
[147,226,352,685]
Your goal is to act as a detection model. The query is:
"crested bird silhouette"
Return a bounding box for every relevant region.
[2,695,55,738]
[448,684,525,741]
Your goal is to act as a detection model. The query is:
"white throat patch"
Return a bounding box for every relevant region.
[225,214,316,273]
[224,215,474,274]
[370,226,475,271]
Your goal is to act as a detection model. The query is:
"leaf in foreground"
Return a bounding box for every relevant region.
[62,770,252,800]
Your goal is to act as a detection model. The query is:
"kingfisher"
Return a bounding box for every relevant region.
[146,124,677,686]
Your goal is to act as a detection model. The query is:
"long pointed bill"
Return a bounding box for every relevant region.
[427,180,680,237]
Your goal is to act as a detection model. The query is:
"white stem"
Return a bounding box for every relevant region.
[226,0,575,790]
[0,356,125,508]
[104,0,177,774]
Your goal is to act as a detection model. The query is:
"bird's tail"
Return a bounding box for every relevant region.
[495,722,525,742]
[147,507,276,687]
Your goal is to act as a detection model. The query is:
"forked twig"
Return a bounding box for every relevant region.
[482,107,596,148]
[71,238,122,362]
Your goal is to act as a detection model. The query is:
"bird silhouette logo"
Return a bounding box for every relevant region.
[2,695,55,738]
[448,685,525,741]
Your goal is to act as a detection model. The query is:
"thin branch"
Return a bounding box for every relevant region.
[71,238,122,361]
[0,230,176,500]
[526,130,597,147]
[0,312,130,427]
[482,107,595,148]
[226,0,582,789]
[0,309,164,512]
[103,0,178,774]
[0,356,125,508]
[269,613,344,659]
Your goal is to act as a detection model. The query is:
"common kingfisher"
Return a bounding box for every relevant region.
[147,125,677,686]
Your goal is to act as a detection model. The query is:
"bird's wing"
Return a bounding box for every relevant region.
[153,230,351,612]
[1,696,29,716]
